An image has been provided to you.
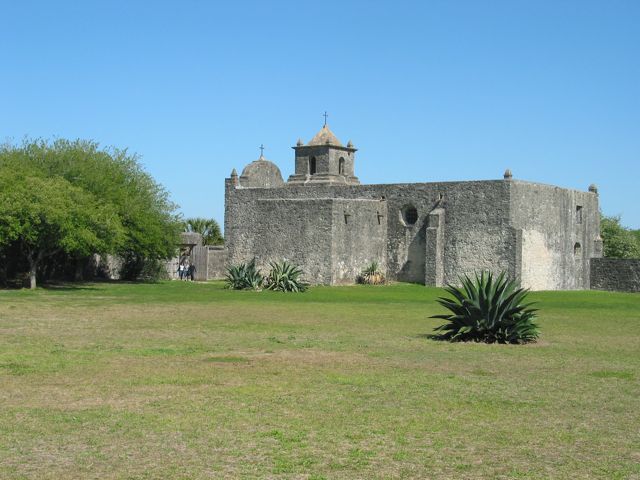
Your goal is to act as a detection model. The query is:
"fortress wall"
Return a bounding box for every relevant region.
[225,192,334,283]
[444,225,519,283]
[590,258,640,292]
[372,181,515,284]
[331,199,388,283]
[509,181,600,290]
[225,180,517,285]
[207,246,227,280]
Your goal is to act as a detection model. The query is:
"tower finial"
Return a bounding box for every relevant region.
[259,144,265,159]
[323,111,328,126]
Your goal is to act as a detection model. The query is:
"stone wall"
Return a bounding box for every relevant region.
[509,181,600,290]
[225,196,335,283]
[331,199,387,283]
[226,179,518,285]
[590,258,640,292]
[93,254,123,280]
[225,177,599,289]
[165,246,227,281]
[225,196,387,284]
[207,246,227,279]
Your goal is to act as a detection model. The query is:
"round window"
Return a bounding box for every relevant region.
[401,205,418,226]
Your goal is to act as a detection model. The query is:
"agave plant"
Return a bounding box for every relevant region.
[429,271,539,344]
[225,259,263,290]
[264,261,308,292]
[357,261,385,285]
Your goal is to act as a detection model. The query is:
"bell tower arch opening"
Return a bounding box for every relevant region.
[287,121,359,185]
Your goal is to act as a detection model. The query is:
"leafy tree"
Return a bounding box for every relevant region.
[632,229,640,248]
[600,215,640,259]
[0,172,124,288]
[0,138,182,286]
[183,217,223,245]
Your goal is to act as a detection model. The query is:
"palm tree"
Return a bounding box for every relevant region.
[183,217,223,245]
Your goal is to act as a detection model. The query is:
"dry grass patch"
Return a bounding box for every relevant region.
[0,281,638,479]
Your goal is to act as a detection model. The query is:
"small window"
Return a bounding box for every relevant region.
[338,157,345,175]
[576,206,583,224]
[401,205,418,226]
[574,242,582,257]
[309,157,317,175]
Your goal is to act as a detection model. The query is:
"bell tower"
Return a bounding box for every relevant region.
[287,120,359,185]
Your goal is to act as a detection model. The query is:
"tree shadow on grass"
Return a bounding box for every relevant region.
[40,278,165,291]
[41,282,101,291]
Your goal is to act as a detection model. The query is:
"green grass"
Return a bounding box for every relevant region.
[0,281,638,479]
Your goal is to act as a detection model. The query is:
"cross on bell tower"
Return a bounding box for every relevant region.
[287,117,359,185]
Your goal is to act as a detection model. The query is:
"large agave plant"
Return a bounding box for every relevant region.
[225,259,263,290]
[264,261,308,292]
[429,271,539,344]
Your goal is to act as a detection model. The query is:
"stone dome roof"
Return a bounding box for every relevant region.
[239,155,284,188]
[307,124,343,147]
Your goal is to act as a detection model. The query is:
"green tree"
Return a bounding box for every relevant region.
[600,214,640,259]
[183,217,223,245]
[0,138,182,285]
[0,173,124,288]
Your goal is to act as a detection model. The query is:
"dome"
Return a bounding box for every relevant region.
[307,124,343,146]
[239,155,284,188]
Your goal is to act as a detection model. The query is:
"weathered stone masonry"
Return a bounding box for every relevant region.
[590,258,640,292]
[224,124,601,290]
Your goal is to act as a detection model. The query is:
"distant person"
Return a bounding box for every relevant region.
[178,263,185,280]
[188,264,196,281]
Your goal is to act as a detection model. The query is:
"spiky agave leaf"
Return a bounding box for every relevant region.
[428,271,539,344]
[225,259,263,290]
[264,261,308,292]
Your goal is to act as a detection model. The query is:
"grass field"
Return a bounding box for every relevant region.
[0,281,638,479]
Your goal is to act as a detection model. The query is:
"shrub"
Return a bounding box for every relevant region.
[264,261,308,292]
[357,261,385,285]
[225,260,263,290]
[429,271,539,344]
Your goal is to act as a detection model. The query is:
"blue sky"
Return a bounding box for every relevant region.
[2,0,639,228]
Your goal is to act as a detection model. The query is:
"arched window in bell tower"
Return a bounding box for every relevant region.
[309,157,317,175]
[338,157,345,175]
